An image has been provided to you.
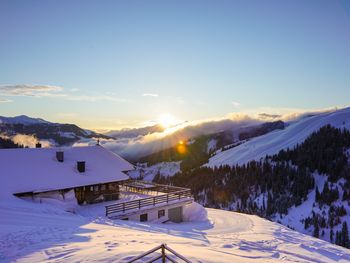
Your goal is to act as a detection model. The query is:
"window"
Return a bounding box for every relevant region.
[158,209,165,219]
[109,183,117,190]
[140,213,148,222]
[90,186,93,191]
[101,185,106,191]
[94,185,99,192]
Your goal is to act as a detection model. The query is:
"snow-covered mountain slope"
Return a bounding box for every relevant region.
[1,198,350,262]
[0,115,51,125]
[0,115,110,147]
[128,161,181,181]
[208,107,350,167]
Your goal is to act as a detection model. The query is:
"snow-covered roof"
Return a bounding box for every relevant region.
[0,145,134,196]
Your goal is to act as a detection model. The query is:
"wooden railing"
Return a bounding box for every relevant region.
[127,243,192,263]
[105,189,192,217]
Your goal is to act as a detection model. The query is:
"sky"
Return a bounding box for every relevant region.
[0,0,350,130]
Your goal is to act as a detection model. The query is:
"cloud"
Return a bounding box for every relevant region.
[98,114,261,160]
[11,134,53,148]
[0,85,64,98]
[231,101,241,107]
[0,84,127,103]
[142,93,159,97]
[66,95,127,102]
[96,106,340,160]
[0,98,12,103]
[258,113,282,120]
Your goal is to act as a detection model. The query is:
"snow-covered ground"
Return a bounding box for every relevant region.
[1,198,350,262]
[128,161,181,181]
[208,107,350,167]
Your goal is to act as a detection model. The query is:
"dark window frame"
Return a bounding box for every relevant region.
[158,209,165,218]
[140,213,148,222]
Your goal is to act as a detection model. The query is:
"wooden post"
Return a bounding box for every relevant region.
[153,197,155,206]
[139,199,141,209]
[161,244,166,263]
[123,203,125,213]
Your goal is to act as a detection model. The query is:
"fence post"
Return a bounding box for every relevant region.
[161,244,166,263]
[153,197,155,206]
[123,203,125,213]
[139,199,141,209]
[166,194,169,203]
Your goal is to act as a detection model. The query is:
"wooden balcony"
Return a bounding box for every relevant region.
[105,181,192,217]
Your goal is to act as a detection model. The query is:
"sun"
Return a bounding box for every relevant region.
[158,113,177,129]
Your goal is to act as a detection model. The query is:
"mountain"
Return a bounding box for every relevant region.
[0,115,110,147]
[0,115,51,125]
[152,107,350,249]
[208,107,350,167]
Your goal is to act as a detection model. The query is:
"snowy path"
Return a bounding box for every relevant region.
[2,202,350,263]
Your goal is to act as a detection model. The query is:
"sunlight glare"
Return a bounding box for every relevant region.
[158,113,177,129]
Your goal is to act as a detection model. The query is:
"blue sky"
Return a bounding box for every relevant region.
[1,0,350,130]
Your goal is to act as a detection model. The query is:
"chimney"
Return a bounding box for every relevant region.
[77,161,85,173]
[35,142,42,148]
[56,151,64,162]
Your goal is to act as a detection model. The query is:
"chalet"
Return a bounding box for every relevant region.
[0,145,193,222]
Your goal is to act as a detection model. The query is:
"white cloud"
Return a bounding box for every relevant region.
[66,95,127,102]
[0,84,127,103]
[0,98,12,103]
[142,93,159,97]
[0,85,64,98]
[11,134,52,148]
[231,101,241,107]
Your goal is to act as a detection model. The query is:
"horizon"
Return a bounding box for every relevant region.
[1,0,350,130]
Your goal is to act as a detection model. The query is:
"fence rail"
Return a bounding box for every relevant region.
[127,243,192,263]
[105,189,192,217]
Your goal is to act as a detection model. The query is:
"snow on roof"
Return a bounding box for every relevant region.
[0,145,134,197]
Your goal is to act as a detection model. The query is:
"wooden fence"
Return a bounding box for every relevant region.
[105,189,192,217]
[127,243,192,263]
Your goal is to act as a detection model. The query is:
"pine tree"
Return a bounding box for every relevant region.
[335,231,341,246]
[341,221,350,248]
[313,221,319,238]
[330,229,334,243]
[315,186,320,202]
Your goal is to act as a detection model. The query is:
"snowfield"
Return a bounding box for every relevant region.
[128,162,181,181]
[1,198,350,262]
[208,107,350,167]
